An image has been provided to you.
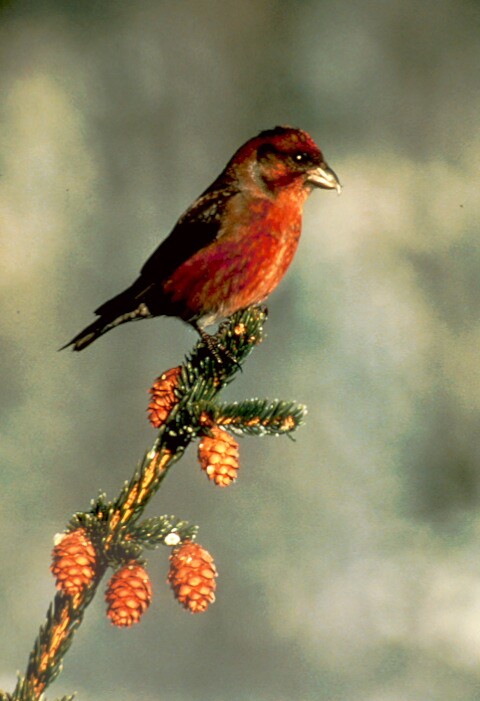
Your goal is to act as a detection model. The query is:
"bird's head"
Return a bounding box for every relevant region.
[228,126,341,197]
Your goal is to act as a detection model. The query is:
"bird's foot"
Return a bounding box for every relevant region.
[195,325,242,373]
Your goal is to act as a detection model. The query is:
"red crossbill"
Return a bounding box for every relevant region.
[63,126,340,351]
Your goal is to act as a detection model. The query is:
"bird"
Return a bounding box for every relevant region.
[62,126,341,352]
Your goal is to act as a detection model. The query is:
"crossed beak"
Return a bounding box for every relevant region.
[307,162,342,194]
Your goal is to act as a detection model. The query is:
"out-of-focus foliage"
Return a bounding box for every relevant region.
[0,2,479,700]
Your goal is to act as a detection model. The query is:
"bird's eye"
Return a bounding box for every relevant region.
[293,152,310,165]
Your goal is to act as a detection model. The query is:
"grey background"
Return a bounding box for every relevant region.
[1,1,479,699]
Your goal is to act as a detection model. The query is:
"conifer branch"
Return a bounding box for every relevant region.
[5,306,307,701]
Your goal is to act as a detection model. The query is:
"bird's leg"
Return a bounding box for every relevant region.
[193,323,222,362]
[191,321,241,371]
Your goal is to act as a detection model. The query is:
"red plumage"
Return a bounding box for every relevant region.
[62,126,340,351]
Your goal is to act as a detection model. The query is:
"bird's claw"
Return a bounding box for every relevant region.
[196,327,242,374]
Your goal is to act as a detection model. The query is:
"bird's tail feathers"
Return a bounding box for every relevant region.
[60,306,153,352]
[94,277,153,316]
[59,316,115,351]
[60,278,155,351]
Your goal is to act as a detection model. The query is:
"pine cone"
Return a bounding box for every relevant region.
[168,541,217,613]
[105,562,152,627]
[148,366,182,428]
[51,528,97,597]
[198,426,240,487]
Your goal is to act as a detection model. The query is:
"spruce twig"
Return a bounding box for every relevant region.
[5,307,307,701]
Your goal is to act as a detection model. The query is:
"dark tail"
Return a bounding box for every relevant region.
[59,316,115,351]
[60,279,155,351]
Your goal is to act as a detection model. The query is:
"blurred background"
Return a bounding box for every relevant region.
[1,1,479,699]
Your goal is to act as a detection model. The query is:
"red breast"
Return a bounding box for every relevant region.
[162,182,307,324]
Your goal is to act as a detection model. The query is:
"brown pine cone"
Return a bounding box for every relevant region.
[198,426,240,487]
[51,528,97,597]
[148,366,182,428]
[105,561,152,628]
[168,541,217,613]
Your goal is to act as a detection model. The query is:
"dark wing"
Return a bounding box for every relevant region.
[140,185,238,280]
[94,184,238,318]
